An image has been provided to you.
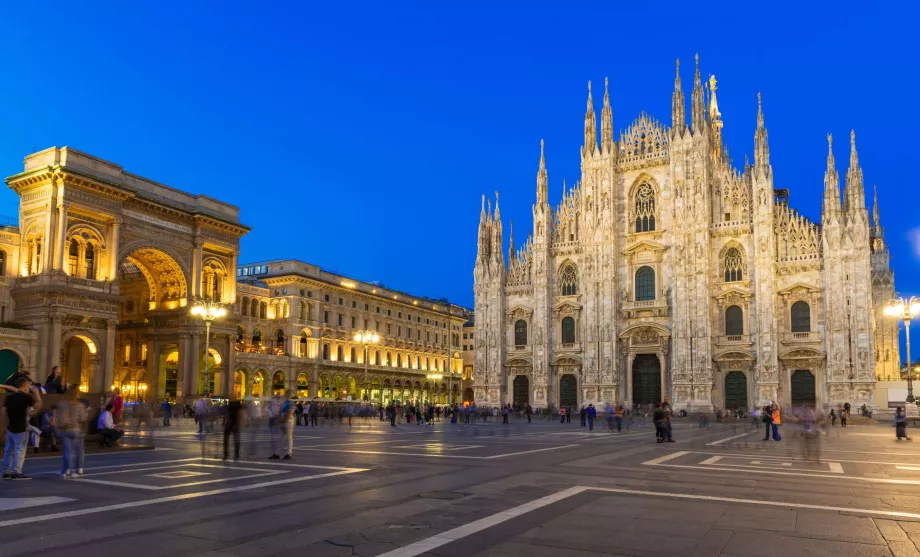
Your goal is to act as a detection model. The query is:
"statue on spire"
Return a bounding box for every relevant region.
[583,80,597,156]
[691,54,705,133]
[601,76,614,152]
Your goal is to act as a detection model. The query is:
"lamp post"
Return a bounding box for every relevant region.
[353,329,379,401]
[190,299,227,398]
[885,296,920,403]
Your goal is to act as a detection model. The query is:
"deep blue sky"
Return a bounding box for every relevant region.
[0,2,917,314]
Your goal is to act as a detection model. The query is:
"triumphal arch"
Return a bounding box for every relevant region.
[7,147,248,399]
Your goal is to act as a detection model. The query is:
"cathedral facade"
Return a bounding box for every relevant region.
[473,57,898,412]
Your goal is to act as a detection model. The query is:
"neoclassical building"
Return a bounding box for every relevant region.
[473,57,898,411]
[0,147,470,404]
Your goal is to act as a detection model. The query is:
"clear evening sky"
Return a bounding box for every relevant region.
[0,2,916,320]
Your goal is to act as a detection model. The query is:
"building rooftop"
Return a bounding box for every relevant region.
[238,258,472,317]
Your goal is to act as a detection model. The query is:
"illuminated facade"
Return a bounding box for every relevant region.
[0,147,469,403]
[232,260,469,404]
[473,57,897,411]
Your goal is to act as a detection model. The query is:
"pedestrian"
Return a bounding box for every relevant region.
[97,404,124,447]
[652,403,667,443]
[525,404,532,423]
[614,405,623,432]
[110,388,124,426]
[770,402,782,441]
[55,391,87,478]
[559,406,566,424]
[296,401,304,426]
[267,393,282,458]
[162,399,172,426]
[566,406,572,423]
[840,407,848,427]
[579,406,587,427]
[1,378,42,480]
[586,403,596,431]
[662,401,674,441]
[309,400,318,426]
[829,408,837,427]
[896,406,911,441]
[502,405,509,424]
[224,398,246,460]
[762,403,773,440]
[279,392,296,459]
[196,397,209,434]
[44,366,67,394]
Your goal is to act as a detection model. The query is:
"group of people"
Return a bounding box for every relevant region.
[1,367,126,480]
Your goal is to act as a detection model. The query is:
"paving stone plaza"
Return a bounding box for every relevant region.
[4,416,920,556]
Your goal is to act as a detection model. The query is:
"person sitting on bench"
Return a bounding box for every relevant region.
[96,404,123,447]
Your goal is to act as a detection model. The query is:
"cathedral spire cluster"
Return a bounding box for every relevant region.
[473,56,893,412]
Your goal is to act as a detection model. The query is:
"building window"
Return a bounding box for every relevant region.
[725,305,743,336]
[336,345,343,361]
[253,328,262,345]
[83,244,95,279]
[351,316,356,328]
[561,317,575,344]
[723,247,744,282]
[337,314,343,327]
[68,239,79,275]
[397,354,402,367]
[0,249,6,276]
[352,301,357,308]
[251,301,259,318]
[322,343,329,360]
[276,330,285,351]
[324,295,330,302]
[635,266,656,301]
[514,319,527,346]
[560,264,578,296]
[350,347,357,362]
[387,324,392,335]
[791,301,811,333]
[634,183,656,232]
[260,301,267,319]
[374,351,380,365]
[338,298,343,305]
[323,311,329,324]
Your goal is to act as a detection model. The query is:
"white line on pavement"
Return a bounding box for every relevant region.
[377,482,920,557]
[0,465,367,527]
[706,432,752,446]
[590,486,920,520]
[699,456,722,465]
[646,462,920,485]
[483,445,579,459]
[641,451,688,466]
[374,486,590,557]
[896,465,920,471]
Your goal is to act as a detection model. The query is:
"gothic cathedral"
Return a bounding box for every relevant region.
[472,56,898,412]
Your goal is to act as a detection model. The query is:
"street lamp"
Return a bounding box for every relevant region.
[426,373,443,405]
[885,296,920,402]
[353,329,379,401]
[190,299,227,398]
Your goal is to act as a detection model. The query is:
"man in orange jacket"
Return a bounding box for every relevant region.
[770,403,782,441]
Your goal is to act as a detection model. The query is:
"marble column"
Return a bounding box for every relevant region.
[48,314,62,378]
[146,338,160,400]
[108,219,120,281]
[103,319,117,393]
[54,202,67,272]
[626,353,636,410]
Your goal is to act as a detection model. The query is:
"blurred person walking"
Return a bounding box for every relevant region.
[1,378,41,480]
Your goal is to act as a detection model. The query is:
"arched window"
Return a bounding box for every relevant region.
[211,272,221,301]
[0,249,6,276]
[560,264,578,296]
[252,328,262,345]
[83,244,95,279]
[561,317,576,344]
[276,330,285,351]
[237,325,244,343]
[350,347,357,363]
[299,301,306,320]
[635,266,656,301]
[634,183,656,232]
[68,239,79,275]
[791,301,811,333]
[723,247,743,282]
[251,300,259,318]
[241,297,250,316]
[260,301,267,319]
[725,305,743,336]
[514,319,527,346]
